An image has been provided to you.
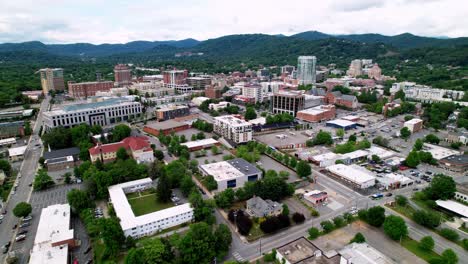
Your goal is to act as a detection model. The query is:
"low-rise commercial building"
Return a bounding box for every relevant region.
[199,158,262,191]
[143,120,190,136]
[186,76,212,89]
[246,196,282,217]
[155,105,190,121]
[327,164,376,189]
[455,183,468,203]
[214,115,252,144]
[29,204,75,264]
[435,200,468,218]
[296,105,336,123]
[404,118,423,133]
[43,147,81,171]
[205,85,222,99]
[275,237,341,264]
[209,101,229,111]
[43,97,142,130]
[8,146,27,161]
[108,178,194,238]
[326,119,357,130]
[338,243,395,264]
[303,190,328,205]
[89,136,154,164]
[0,121,25,138]
[439,154,468,174]
[422,143,461,161]
[0,138,16,147]
[377,173,414,190]
[180,138,220,151]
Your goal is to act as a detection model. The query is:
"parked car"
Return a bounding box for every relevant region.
[23,216,32,222]
[84,246,92,254]
[0,215,4,220]
[15,235,26,242]
[413,188,419,191]
[12,224,17,230]
[17,230,28,235]
[386,193,393,197]
[19,222,30,228]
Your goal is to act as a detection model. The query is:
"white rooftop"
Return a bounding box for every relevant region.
[327,119,356,127]
[200,160,250,181]
[379,173,414,185]
[342,149,369,160]
[0,137,16,145]
[29,204,73,264]
[339,243,395,264]
[341,115,360,121]
[108,178,193,231]
[436,200,468,218]
[327,164,376,184]
[404,118,423,125]
[8,145,27,157]
[214,115,251,127]
[423,143,460,160]
[367,146,397,160]
[311,152,342,162]
[181,138,219,149]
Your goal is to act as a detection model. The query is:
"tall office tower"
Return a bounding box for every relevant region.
[346,59,363,77]
[39,68,65,94]
[297,56,317,85]
[114,64,132,87]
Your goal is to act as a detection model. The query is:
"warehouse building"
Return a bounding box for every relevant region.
[181,138,220,151]
[199,158,262,191]
[143,120,190,136]
[327,164,376,189]
[296,105,336,123]
[326,119,357,130]
[108,178,194,238]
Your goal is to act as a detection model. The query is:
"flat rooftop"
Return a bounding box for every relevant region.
[199,158,260,181]
[404,118,423,125]
[327,164,376,184]
[181,138,219,149]
[145,120,187,130]
[339,243,395,264]
[440,154,468,165]
[214,115,251,127]
[277,237,340,264]
[423,143,460,160]
[436,200,468,218]
[30,204,73,264]
[326,119,356,127]
[109,178,193,231]
[46,97,138,115]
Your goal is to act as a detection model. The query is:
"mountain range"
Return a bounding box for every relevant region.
[0,31,467,58]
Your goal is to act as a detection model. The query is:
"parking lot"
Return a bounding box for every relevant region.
[258,155,299,183]
[255,130,310,148]
[9,183,87,264]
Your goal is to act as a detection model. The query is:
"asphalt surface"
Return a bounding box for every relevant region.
[0,97,49,263]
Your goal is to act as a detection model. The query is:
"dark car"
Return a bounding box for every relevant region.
[2,246,7,254]
[84,246,92,254]
[19,222,30,228]
[17,230,28,235]
[413,188,419,191]
[386,193,393,197]
[85,260,93,264]
[12,224,17,230]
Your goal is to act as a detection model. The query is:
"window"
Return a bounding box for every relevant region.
[248,175,258,182]
[227,179,236,188]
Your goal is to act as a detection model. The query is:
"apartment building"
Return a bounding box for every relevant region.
[42,97,142,130]
[38,68,65,94]
[109,178,194,238]
[186,76,212,89]
[242,84,263,103]
[214,115,252,144]
[68,81,114,98]
[155,105,190,121]
[404,118,423,133]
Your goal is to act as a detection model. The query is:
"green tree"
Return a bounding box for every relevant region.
[395,195,408,207]
[116,147,129,160]
[440,249,458,264]
[313,131,333,145]
[419,236,435,251]
[100,217,126,258]
[320,220,335,233]
[405,151,420,168]
[214,224,232,257]
[180,175,196,197]
[112,124,131,142]
[13,202,32,218]
[350,232,366,243]
[67,189,92,213]
[296,161,312,178]
[154,149,164,160]
[383,215,408,240]
[156,174,172,203]
[366,206,386,227]
[211,145,219,155]
[308,227,320,239]
[244,106,257,120]
[414,138,424,151]
[33,169,55,191]
[189,191,215,224]
[178,222,216,264]
[336,128,345,138]
[424,134,440,144]
[214,188,235,208]
[348,134,357,142]
[424,174,456,200]
[0,159,12,176]
[282,204,290,216]
[42,127,72,149]
[400,127,411,140]
[439,228,459,242]
[371,155,381,163]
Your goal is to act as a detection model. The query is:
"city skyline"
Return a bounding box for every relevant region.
[0,0,467,44]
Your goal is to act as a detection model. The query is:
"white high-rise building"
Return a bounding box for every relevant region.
[214,115,253,144]
[297,56,317,85]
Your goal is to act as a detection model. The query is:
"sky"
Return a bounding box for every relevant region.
[0,0,467,44]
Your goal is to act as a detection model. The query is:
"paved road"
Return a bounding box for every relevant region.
[0,96,49,263]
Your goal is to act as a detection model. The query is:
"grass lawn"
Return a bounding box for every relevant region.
[401,237,440,263]
[125,192,140,199]
[411,198,451,221]
[128,193,174,216]
[247,222,264,242]
[459,225,468,234]
[386,204,416,219]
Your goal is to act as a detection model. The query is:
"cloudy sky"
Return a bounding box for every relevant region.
[0,0,467,44]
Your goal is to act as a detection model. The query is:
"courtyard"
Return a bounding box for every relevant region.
[126,189,175,216]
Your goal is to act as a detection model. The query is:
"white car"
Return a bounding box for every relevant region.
[0,215,4,220]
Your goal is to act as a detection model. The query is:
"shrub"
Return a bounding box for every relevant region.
[333,216,346,228]
[419,236,435,251]
[350,232,365,243]
[320,220,335,233]
[358,209,368,221]
[412,210,441,229]
[439,228,460,242]
[277,214,291,229]
[263,249,276,262]
[237,214,253,236]
[462,239,468,250]
[260,217,281,234]
[395,195,408,207]
[366,206,386,227]
[292,212,305,224]
[308,227,320,240]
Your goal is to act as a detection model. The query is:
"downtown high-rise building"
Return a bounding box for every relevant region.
[114,64,132,87]
[297,56,317,85]
[38,68,65,94]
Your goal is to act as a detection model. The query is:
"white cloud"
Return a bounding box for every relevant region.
[0,0,466,44]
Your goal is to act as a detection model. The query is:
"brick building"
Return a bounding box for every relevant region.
[296,105,336,123]
[155,105,190,121]
[205,85,222,99]
[326,91,358,109]
[89,136,154,164]
[114,64,132,87]
[68,81,114,98]
[143,120,190,136]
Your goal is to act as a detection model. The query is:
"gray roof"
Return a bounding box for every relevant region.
[331,91,342,97]
[145,120,186,130]
[341,94,357,102]
[226,158,261,176]
[246,196,282,217]
[43,147,80,160]
[441,154,468,165]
